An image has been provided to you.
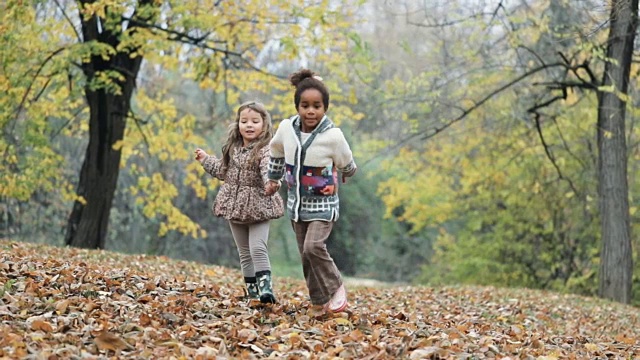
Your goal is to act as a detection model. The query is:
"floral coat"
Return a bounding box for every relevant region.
[202,144,284,223]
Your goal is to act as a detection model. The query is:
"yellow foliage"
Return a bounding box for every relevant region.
[2,0,364,242]
[131,172,203,238]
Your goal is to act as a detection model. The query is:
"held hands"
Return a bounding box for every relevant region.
[194,148,208,163]
[264,180,281,196]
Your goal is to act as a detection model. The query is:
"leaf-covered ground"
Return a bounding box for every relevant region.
[1,240,638,359]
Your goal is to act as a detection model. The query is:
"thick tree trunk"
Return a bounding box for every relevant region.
[596,0,638,303]
[64,90,127,249]
[64,2,149,249]
[65,9,149,249]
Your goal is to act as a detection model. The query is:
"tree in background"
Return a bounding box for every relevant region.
[519,0,638,303]
[595,0,637,303]
[359,0,639,303]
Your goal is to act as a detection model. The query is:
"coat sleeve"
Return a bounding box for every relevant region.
[267,119,287,181]
[259,146,273,186]
[201,154,227,180]
[332,129,357,178]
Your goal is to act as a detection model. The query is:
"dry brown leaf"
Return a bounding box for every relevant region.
[139,313,152,326]
[137,294,153,303]
[31,320,54,332]
[55,299,70,314]
[94,331,134,352]
[83,300,99,312]
[410,347,441,359]
[237,328,258,343]
[195,345,218,358]
[615,333,636,345]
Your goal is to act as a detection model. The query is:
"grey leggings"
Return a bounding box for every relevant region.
[228,220,272,277]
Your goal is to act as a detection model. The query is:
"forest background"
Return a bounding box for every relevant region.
[2,0,639,305]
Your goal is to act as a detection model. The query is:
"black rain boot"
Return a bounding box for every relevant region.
[256,270,276,304]
[244,277,260,301]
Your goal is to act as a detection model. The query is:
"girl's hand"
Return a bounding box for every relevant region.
[265,180,281,195]
[194,148,208,163]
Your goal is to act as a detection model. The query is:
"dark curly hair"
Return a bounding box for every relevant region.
[289,68,330,111]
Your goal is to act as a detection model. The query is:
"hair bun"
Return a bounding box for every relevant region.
[289,68,330,110]
[289,68,319,87]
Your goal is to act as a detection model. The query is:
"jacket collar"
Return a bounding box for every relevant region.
[291,115,334,134]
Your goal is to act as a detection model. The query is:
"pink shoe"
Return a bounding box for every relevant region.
[324,284,348,313]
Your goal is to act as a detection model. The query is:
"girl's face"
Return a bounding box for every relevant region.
[238,108,265,146]
[298,88,325,132]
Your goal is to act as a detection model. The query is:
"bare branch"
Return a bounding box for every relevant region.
[522,56,601,200]
[51,107,84,140]
[528,59,599,112]
[123,17,285,80]
[527,93,566,114]
[126,110,151,150]
[551,111,589,171]
[531,111,581,197]
[124,16,212,44]
[406,12,498,28]
[31,73,57,102]
[579,61,599,84]
[13,47,68,119]
[360,62,568,168]
[421,62,567,140]
[517,45,547,67]
[53,0,81,42]
[533,81,597,90]
[490,0,505,24]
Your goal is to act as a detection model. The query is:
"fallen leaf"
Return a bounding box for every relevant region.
[584,343,599,351]
[410,347,441,359]
[94,331,134,352]
[237,328,257,343]
[55,299,70,314]
[31,320,54,332]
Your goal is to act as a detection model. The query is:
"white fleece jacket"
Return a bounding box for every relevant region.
[268,115,357,222]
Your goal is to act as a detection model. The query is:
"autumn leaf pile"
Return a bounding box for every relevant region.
[1,240,638,359]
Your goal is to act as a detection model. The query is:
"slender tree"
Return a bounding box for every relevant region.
[596,0,638,303]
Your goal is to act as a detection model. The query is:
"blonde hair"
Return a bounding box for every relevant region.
[221,101,274,168]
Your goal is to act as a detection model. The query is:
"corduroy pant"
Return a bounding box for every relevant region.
[291,220,342,305]
[228,220,272,278]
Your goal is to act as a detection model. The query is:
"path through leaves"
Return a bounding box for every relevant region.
[1,240,638,359]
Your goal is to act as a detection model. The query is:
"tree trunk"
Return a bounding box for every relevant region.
[65,3,147,248]
[65,90,128,249]
[596,0,638,303]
